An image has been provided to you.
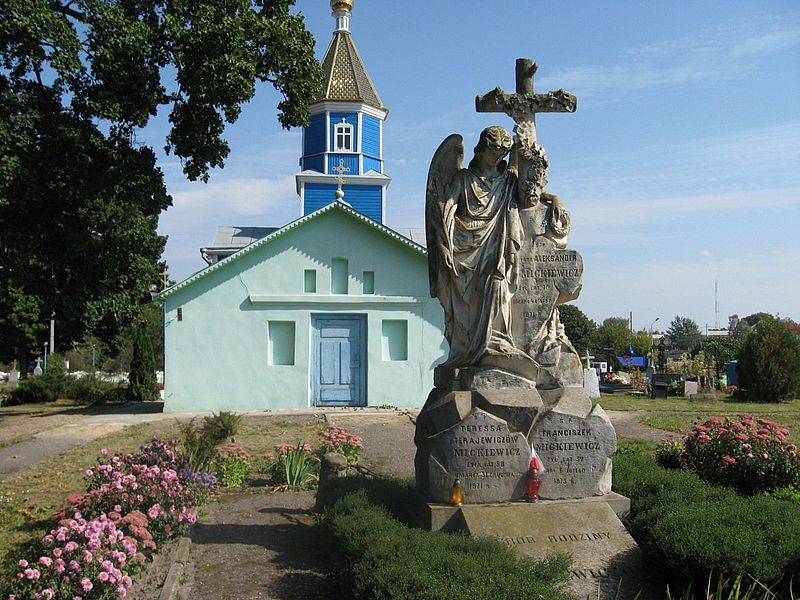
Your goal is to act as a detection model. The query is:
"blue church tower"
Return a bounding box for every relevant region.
[296,0,390,224]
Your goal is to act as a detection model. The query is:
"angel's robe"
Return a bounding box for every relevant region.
[434,164,525,368]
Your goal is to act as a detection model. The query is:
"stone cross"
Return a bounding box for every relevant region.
[333,158,350,198]
[475,58,577,132]
[160,270,169,290]
[583,349,595,369]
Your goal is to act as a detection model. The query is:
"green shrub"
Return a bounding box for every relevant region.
[680,415,799,495]
[737,316,800,402]
[322,484,573,600]
[128,322,159,402]
[65,375,123,405]
[202,411,241,443]
[655,440,684,469]
[179,419,218,471]
[614,452,800,592]
[9,373,67,404]
[214,442,251,487]
[768,485,800,506]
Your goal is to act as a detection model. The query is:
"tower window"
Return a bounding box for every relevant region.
[335,119,353,151]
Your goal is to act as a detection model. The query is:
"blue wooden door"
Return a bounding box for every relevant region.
[312,316,365,406]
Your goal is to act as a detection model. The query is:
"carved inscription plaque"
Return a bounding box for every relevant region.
[427,410,530,503]
[512,219,583,354]
[530,405,617,499]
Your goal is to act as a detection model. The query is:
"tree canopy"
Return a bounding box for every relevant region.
[593,317,631,358]
[737,316,800,402]
[0,0,323,370]
[558,304,596,358]
[665,315,701,352]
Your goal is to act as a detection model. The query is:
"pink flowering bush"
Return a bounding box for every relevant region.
[318,427,363,465]
[8,512,141,599]
[7,439,215,600]
[671,414,800,495]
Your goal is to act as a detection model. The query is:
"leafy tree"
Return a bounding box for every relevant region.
[128,322,159,402]
[728,314,752,339]
[665,315,701,352]
[1,0,323,368]
[558,304,596,357]
[699,336,743,380]
[630,330,654,357]
[593,317,630,361]
[737,316,800,402]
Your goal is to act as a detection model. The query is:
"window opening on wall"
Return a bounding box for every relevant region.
[304,269,317,293]
[362,271,375,295]
[381,320,408,361]
[335,118,353,151]
[331,258,348,294]
[268,321,295,366]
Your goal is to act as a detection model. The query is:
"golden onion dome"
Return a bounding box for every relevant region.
[331,0,353,12]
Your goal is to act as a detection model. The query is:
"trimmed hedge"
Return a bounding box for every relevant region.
[321,477,573,600]
[614,453,800,589]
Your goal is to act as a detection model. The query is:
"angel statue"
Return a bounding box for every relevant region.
[426,124,571,382]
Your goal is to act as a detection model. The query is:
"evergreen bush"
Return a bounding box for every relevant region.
[65,375,123,405]
[321,478,573,600]
[127,323,159,402]
[737,316,800,402]
[614,453,800,591]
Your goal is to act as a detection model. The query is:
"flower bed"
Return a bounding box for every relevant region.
[658,414,800,495]
[7,439,215,599]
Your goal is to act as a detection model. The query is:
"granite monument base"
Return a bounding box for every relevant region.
[414,495,663,600]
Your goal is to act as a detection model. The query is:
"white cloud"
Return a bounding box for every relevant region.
[539,23,800,103]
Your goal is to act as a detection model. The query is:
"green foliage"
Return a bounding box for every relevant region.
[179,419,218,472]
[737,316,800,403]
[666,315,702,352]
[701,336,744,380]
[264,443,318,489]
[631,329,654,357]
[769,485,800,506]
[558,304,597,356]
[179,412,242,472]
[594,317,631,357]
[614,452,800,592]
[127,322,159,402]
[322,482,573,600]
[8,374,66,404]
[0,0,323,364]
[44,353,67,378]
[667,573,794,600]
[655,440,684,469]
[318,427,364,465]
[202,411,241,442]
[65,375,124,405]
[214,443,251,487]
[679,415,800,495]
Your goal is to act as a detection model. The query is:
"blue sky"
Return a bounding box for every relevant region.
[153,0,800,332]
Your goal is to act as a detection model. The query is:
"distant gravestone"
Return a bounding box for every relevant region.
[684,381,699,397]
[8,361,19,389]
[33,358,43,377]
[584,368,600,399]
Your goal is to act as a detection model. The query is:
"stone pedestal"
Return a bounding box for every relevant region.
[414,496,663,600]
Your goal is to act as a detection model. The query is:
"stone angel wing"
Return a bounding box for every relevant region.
[425,134,464,296]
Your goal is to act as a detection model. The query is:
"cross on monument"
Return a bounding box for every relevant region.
[333,158,350,199]
[160,270,170,290]
[475,58,577,131]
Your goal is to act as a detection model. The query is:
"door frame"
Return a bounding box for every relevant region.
[310,314,367,407]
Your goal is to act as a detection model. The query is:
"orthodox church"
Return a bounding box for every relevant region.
[160,0,446,412]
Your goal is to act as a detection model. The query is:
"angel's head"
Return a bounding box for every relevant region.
[470,126,512,171]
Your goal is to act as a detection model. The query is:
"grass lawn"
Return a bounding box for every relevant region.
[0,411,327,575]
[600,393,800,444]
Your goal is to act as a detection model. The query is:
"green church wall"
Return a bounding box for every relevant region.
[162,206,447,412]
